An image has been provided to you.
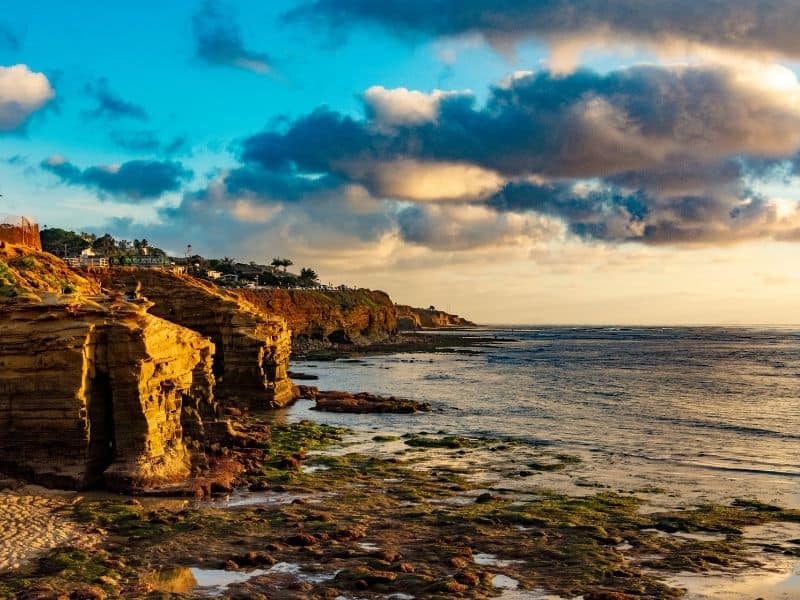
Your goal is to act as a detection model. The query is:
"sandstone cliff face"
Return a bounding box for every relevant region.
[104,269,294,408]
[238,288,397,345]
[395,305,476,330]
[0,297,215,491]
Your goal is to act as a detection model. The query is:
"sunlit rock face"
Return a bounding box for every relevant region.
[237,288,398,345]
[395,305,476,330]
[0,298,215,491]
[105,269,294,408]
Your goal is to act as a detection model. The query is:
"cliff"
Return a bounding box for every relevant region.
[0,244,222,491]
[0,251,221,492]
[395,305,476,330]
[237,288,397,345]
[103,269,294,408]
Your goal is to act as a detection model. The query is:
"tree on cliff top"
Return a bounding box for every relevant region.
[299,267,319,287]
[40,228,90,257]
[271,257,293,273]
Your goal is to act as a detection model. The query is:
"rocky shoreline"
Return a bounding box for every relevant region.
[1,410,799,599]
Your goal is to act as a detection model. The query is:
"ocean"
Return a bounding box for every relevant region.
[289,326,800,509]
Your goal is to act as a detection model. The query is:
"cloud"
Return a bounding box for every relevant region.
[83,78,148,121]
[241,64,800,188]
[286,1,800,63]
[110,130,190,155]
[363,86,469,130]
[41,156,191,201]
[0,23,20,51]
[193,0,271,74]
[343,159,504,202]
[397,202,561,250]
[487,180,800,246]
[0,64,55,131]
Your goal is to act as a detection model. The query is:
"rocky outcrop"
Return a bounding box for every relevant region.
[103,269,294,408]
[0,295,215,491]
[237,288,397,345]
[395,305,476,330]
[297,386,430,414]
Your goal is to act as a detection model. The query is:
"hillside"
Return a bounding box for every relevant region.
[0,241,99,299]
[237,288,398,345]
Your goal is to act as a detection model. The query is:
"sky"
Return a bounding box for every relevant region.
[3,1,800,325]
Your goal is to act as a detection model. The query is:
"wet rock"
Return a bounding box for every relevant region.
[237,551,276,567]
[286,532,318,546]
[441,580,468,593]
[68,587,107,600]
[310,389,431,414]
[288,371,319,381]
[334,525,367,540]
[307,511,334,522]
[224,559,240,571]
[397,562,415,573]
[456,571,482,587]
[15,586,68,600]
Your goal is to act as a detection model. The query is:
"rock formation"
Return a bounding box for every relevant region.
[0,243,222,491]
[103,269,294,408]
[237,288,397,345]
[395,305,476,330]
[0,296,215,491]
[297,386,430,414]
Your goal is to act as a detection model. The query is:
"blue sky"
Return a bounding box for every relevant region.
[0,1,551,223]
[4,1,800,324]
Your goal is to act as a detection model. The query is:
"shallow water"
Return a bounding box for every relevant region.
[290,326,800,508]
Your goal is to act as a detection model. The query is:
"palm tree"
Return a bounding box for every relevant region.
[299,267,319,287]
[271,257,293,273]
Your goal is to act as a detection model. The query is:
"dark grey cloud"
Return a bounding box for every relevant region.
[83,78,148,121]
[41,157,191,201]
[286,0,800,59]
[193,0,271,73]
[241,65,800,187]
[487,180,797,245]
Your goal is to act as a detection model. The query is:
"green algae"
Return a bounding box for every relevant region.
[6,421,800,600]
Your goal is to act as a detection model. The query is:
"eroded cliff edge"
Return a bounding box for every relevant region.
[102,269,294,408]
[0,244,218,491]
[395,304,476,330]
[237,288,397,346]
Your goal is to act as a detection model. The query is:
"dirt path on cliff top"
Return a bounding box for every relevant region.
[0,488,101,573]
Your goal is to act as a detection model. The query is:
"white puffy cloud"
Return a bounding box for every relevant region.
[0,65,54,130]
[363,85,468,130]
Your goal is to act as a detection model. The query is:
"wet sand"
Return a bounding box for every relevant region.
[0,488,100,572]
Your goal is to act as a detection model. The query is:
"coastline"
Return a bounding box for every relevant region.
[1,332,799,599]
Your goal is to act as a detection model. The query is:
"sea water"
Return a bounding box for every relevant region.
[287,326,800,509]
